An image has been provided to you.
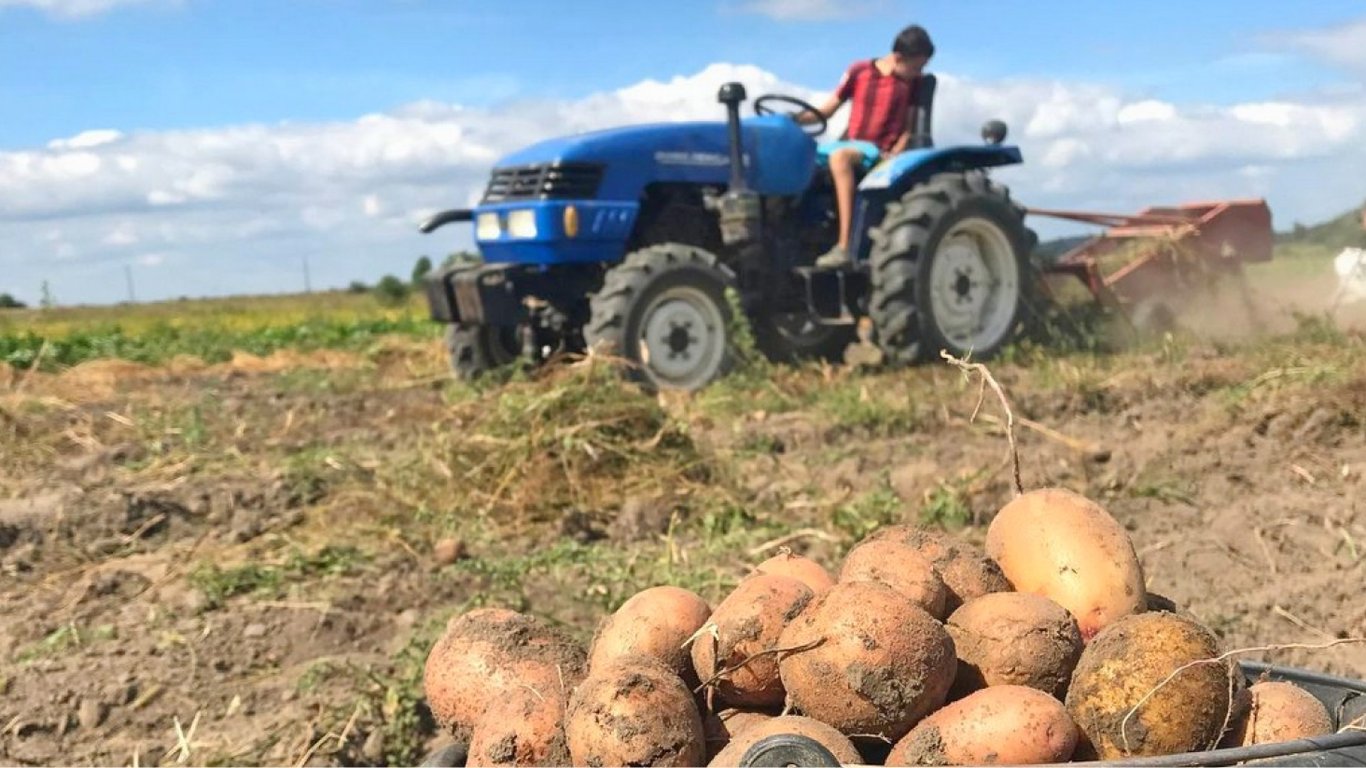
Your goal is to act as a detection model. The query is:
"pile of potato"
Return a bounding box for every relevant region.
[423,488,1339,766]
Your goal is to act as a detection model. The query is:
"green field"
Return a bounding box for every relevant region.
[2,239,1351,375]
[0,290,439,370]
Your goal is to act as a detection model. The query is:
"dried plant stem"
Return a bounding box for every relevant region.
[693,638,826,694]
[941,351,1023,496]
[745,528,839,557]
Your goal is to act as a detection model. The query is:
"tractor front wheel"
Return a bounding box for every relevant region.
[445,322,522,380]
[868,172,1040,363]
[585,244,735,392]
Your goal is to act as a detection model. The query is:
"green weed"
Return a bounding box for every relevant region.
[17,623,116,664]
[831,485,902,542]
[189,546,367,608]
[919,484,973,529]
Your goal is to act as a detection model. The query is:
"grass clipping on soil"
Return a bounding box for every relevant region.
[440,359,707,524]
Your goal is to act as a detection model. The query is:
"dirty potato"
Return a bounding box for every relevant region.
[565,655,705,767]
[777,581,957,743]
[945,592,1083,700]
[1066,612,1233,759]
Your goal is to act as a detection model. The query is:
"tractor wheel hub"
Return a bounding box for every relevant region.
[929,217,1020,351]
[638,286,726,388]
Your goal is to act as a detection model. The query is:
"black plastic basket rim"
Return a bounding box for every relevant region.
[736,660,1366,768]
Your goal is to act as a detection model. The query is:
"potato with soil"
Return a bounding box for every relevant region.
[1066,612,1233,759]
[839,537,950,619]
[703,708,777,761]
[690,573,813,709]
[708,716,861,767]
[755,550,834,595]
[588,585,711,682]
[565,655,706,767]
[945,592,1083,700]
[861,525,1011,613]
[467,689,569,767]
[1220,681,1334,747]
[887,685,1079,766]
[986,488,1146,640]
[777,581,957,742]
[424,608,587,738]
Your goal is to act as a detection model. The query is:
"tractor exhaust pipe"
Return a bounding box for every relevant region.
[711,82,767,313]
[718,82,751,193]
[712,82,761,247]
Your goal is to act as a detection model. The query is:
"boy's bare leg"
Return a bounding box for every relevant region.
[816,147,866,268]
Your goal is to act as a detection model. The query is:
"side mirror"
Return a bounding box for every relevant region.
[981,119,1008,145]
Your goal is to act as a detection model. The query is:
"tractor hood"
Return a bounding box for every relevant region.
[493,116,816,199]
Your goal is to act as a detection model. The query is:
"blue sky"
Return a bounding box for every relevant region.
[3,0,1366,304]
[4,0,1363,147]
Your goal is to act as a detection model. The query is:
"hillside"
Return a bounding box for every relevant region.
[1277,204,1366,251]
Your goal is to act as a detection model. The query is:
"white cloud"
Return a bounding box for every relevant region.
[47,129,123,150]
[2,62,1365,304]
[1117,100,1177,124]
[726,0,885,21]
[1283,18,1366,75]
[137,252,165,267]
[362,195,383,218]
[102,222,138,246]
[0,0,169,19]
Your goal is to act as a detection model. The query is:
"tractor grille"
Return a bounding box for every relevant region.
[481,162,604,203]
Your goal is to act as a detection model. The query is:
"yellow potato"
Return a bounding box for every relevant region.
[986,488,1146,640]
[1065,612,1232,759]
[777,581,956,742]
[690,574,813,708]
[945,592,1083,700]
[839,537,949,619]
[467,689,568,766]
[423,608,586,739]
[1221,681,1334,747]
[887,685,1079,765]
[861,525,1011,613]
[588,586,711,683]
[565,655,705,767]
[754,551,835,595]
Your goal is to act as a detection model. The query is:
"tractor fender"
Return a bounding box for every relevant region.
[858,145,1023,198]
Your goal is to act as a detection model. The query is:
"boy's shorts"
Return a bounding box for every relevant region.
[816,139,882,171]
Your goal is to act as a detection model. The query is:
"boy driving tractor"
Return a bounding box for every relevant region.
[798,24,936,268]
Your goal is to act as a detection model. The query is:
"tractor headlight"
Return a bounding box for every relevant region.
[506,209,538,239]
[475,212,501,240]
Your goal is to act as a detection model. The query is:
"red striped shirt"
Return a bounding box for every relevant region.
[835,59,916,153]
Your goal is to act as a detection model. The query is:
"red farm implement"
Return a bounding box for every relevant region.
[1028,199,1275,331]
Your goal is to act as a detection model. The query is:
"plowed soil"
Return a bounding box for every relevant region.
[1,316,1363,766]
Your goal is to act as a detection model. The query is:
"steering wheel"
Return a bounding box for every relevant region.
[754,94,827,138]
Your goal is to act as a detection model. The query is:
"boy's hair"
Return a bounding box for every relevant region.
[893,25,935,59]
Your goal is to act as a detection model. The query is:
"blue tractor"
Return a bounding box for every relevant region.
[418,76,1039,391]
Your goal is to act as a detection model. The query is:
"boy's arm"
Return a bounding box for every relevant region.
[796,64,857,125]
[795,93,845,125]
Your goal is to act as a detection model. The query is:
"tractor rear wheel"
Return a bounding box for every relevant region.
[585,244,736,392]
[868,171,1040,363]
[445,322,522,380]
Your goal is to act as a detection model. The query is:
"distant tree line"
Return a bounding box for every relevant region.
[352,252,479,306]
